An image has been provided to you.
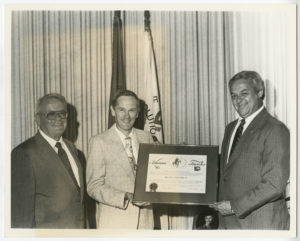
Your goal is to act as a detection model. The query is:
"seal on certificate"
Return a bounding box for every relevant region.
[149,183,158,192]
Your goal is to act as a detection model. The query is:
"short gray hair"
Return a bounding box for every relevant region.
[229,71,265,100]
[36,93,67,114]
[111,89,140,110]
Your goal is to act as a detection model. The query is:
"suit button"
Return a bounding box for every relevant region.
[223,177,227,182]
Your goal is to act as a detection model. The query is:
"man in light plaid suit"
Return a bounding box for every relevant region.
[86,90,154,229]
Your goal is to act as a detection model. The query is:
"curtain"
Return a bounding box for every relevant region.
[11,11,113,155]
[124,11,236,147]
[232,11,293,126]
[123,12,234,228]
[11,9,294,229]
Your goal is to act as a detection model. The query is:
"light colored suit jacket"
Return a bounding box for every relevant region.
[218,108,290,229]
[11,132,85,228]
[86,126,154,229]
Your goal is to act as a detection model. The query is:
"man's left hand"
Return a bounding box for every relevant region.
[209,200,234,216]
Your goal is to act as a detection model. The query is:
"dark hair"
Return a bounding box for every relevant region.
[229,70,265,100]
[36,93,67,114]
[111,90,140,109]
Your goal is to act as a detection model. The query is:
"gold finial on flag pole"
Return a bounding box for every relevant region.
[144,10,150,31]
[114,10,121,25]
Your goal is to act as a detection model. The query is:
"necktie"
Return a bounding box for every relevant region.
[124,137,136,175]
[229,119,245,157]
[55,142,78,186]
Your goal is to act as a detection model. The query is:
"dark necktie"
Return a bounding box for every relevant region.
[124,137,136,175]
[230,119,246,157]
[55,142,78,186]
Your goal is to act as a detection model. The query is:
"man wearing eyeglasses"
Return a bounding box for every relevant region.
[11,93,85,228]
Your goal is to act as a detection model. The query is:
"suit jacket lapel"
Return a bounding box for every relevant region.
[223,121,238,168]
[107,127,136,181]
[64,139,84,199]
[225,109,268,172]
[134,129,149,144]
[132,129,144,164]
[132,128,146,154]
[34,132,81,193]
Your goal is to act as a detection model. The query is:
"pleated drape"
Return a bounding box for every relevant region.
[11,11,113,154]
[11,10,235,229]
[232,11,293,126]
[123,11,235,148]
[10,9,294,154]
[11,10,234,155]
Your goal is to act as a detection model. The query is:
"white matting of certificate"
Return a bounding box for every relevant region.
[145,154,207,193]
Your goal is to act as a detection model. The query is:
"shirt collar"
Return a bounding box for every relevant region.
[38,127,63,148]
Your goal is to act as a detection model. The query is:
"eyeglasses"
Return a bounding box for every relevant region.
[38,111,68,121]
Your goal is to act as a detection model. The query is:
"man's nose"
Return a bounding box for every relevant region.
[235,95,243,103]
[54,115,66,121]
[124,111,130,118]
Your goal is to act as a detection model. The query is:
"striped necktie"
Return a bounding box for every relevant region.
[124,137,136,174]
[230,119,245,157]
[55,142,78,187]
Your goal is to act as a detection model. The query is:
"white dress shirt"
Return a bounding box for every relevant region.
[226,106,264,163]
[114,124,140,211]
[39,128,80,186]
[114,124,138,163]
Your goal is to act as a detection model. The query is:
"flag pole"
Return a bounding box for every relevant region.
[143,10,169,230]
[143,10,164,144]
[108,11,126,128]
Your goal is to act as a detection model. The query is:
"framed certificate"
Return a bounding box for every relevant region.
[133,144,219,205]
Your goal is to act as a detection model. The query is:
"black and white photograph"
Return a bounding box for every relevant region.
[1,1,297,240]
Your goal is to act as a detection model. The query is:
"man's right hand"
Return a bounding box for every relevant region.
[125,192,133,202]
[125,193,151,208]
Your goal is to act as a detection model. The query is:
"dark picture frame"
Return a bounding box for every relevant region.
[133,144,219,205]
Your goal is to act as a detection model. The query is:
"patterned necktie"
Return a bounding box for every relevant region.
[229,119,246,157]
[55,142,78,186]
[124,137,136,174]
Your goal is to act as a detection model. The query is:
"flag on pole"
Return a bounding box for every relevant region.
[108,11,126,128]
[143,12,164,144]
[142,11,168,230]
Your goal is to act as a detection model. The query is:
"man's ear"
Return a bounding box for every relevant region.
[34,114,40,126]
[257,90,264,98]
[110,105,115,117]
[34,114,40,124]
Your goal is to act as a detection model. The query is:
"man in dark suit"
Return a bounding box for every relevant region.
[210,71,290,229]
[11,93,85,228]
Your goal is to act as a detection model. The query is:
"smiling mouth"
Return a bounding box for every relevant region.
[239,105,248,110]
[236,104,246,109]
